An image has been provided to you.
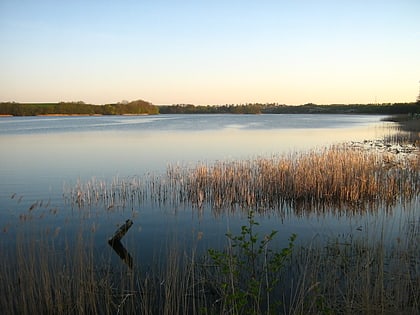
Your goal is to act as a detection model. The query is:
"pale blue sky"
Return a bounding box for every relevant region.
[1,0,419,105]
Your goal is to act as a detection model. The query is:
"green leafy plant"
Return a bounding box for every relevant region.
[207,210,296,314]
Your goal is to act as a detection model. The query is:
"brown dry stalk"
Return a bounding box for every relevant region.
[67,145,419,215]
[170,145,419,213]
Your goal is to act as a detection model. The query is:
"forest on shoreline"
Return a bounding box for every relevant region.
[1,100,419,116]
[0,100,158,116]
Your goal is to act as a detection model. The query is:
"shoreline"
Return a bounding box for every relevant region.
[36,114,104,117]
[0,113,153,117]
[347,139,419,167]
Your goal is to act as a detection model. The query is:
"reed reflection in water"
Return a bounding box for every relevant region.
[1,115,419,314]
[67,144,420,216]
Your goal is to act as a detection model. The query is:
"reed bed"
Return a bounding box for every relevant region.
[384,114,420,145]
[0,228,206,314]
[1,216,418,314]
[284,220,420,314]
[63,176,148,211]
[1,231,116,314]
[66,145,420,215]
[180,145,419,213]
[5,143,418,313]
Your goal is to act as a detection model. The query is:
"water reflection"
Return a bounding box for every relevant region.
[0,114,410,256]
[0,117,389,184]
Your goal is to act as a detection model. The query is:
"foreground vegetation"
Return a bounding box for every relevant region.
[1,208,418,314]
[1,100,419,116]
[1,124,419,313]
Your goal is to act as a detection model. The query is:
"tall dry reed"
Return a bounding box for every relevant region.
[6,144,418,314]
[1,215,419,314]
[283,219,419,314]
[66,145,420,216]
[165,145,419,214]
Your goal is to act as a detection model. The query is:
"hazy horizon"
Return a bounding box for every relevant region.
[0,99,417,107]
[1,1,419,105]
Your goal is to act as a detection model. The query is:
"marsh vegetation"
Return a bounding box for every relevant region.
[383,113,420,144]
[1,208,418,314]
[68,144,419,215]
[1,115,419,314]
[2,140,419,314]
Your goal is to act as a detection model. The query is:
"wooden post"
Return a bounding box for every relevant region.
[108,219,133,243]
[108,219,134,269]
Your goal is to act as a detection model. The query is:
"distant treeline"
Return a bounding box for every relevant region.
[159,103,263,114]
[1,100,419,116]
[159,102,420,115]
[0,100,158,116]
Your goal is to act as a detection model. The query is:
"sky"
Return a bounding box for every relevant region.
[0,0,419,105]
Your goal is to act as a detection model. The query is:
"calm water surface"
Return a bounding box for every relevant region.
[0,114,413,264]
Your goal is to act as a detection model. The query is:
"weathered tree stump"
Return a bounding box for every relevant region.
[108,219,134,269]
[108,219,133,243]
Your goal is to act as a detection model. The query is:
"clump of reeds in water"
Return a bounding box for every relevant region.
[0,230,119,314]
[167,145,420,214]
[383,114,420,145]
[0,226,210,314]
[64,176,148,211]
[66,145,420,215]
[3,212,418,314]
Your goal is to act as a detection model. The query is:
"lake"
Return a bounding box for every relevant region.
[0,114,414,265]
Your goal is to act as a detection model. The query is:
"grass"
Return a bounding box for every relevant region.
[382,113,420,145]
[1,210,418,314]
[66,144,420,215]
[2,141,419,314]
[287,221,420,314]
[2,230,108,314]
